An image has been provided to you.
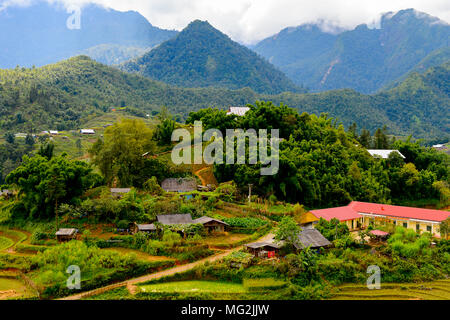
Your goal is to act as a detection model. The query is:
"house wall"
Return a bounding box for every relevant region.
[359,215,441,237]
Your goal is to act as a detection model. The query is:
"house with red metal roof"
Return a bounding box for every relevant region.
[310,201,450,238]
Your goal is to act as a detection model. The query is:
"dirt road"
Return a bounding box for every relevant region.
[59,233,274,300]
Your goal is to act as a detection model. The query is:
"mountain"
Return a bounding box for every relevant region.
[121,20,302,94]
[253,9,450,93]
[0,56,448,140]
[0,2,177,68]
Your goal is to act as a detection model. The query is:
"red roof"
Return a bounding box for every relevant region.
[310,205,362,222]
[370,230,389,236]
[350,201,450,223]
[310,201,450,223]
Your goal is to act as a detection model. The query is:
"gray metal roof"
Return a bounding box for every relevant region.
[294,228,331,249]
[161,178,197,192]
[55,228,78,236]
[137,224,156,231]
[110,188,132,194]
[245,242,283,250]
[157,214,193,225]
[193,216,228,226]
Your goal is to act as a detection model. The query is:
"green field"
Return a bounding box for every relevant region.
[331,280,450,300]
[139,281,247,294]
[0,276,36,299]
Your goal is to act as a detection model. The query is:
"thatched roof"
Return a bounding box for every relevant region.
[55,228,78,236]
[137,224,156,231]
[193,216,228,226]
[161,178,197,192]
[294,227,331,249]
[157,214,193,225]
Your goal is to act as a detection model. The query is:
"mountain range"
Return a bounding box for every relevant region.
[252,9,450,93]
[121,20,302,94]
[0,2,177,68]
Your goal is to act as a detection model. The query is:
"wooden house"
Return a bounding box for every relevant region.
[132,223,157,234]
[55,228,78,242]
[193,216,228,233]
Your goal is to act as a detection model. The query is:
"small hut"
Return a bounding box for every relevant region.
[193,216,228,233]
[161,178,197,193]
[132,223,157,234]
[55,228,78,242]
[244,242,283,258]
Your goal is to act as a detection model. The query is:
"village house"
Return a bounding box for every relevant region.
[80,129,95,135]
[244,241,283,258]
[226,106,250,117]
[0,190,13,199]
[161,178,197,193]
[193,216,228,233]
[157,214,194,225]
[132,223,157,234]
[310,201,450,238]
[294,226,332,251]
[366,149,405,159]
[55,228,78,242]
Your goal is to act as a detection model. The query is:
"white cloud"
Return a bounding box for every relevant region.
[2,0,450,43]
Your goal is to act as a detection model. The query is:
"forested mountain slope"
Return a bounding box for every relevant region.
[121,20,302,94]
[0,56,448,140]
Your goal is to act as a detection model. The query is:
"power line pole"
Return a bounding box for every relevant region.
[248,184,253,204]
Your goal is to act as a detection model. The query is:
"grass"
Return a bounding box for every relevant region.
[331,280,450,300]
[139,281,247,294]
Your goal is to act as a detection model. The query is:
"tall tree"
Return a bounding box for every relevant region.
[90,119,156,187]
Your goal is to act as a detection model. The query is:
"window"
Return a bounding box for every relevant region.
[416,224,420,232]
[403,222,408,228]
[427,225,432,233]
[393,220,396,225]
[351,220,354,229]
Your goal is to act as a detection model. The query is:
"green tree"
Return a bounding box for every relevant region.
[6,155,102,219]
[90,119,156,187]
[275,216,302,248]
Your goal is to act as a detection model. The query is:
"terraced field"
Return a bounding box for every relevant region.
[331,280,450,300]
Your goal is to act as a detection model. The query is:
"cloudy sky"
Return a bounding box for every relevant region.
[2,0,450,43]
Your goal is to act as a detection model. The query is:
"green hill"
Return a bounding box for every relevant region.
[121,20,302,94]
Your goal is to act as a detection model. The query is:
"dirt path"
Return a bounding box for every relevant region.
[59,233,274,300]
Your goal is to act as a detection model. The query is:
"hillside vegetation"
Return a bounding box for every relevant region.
[121,20,302,95]
[0,57,448,141]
